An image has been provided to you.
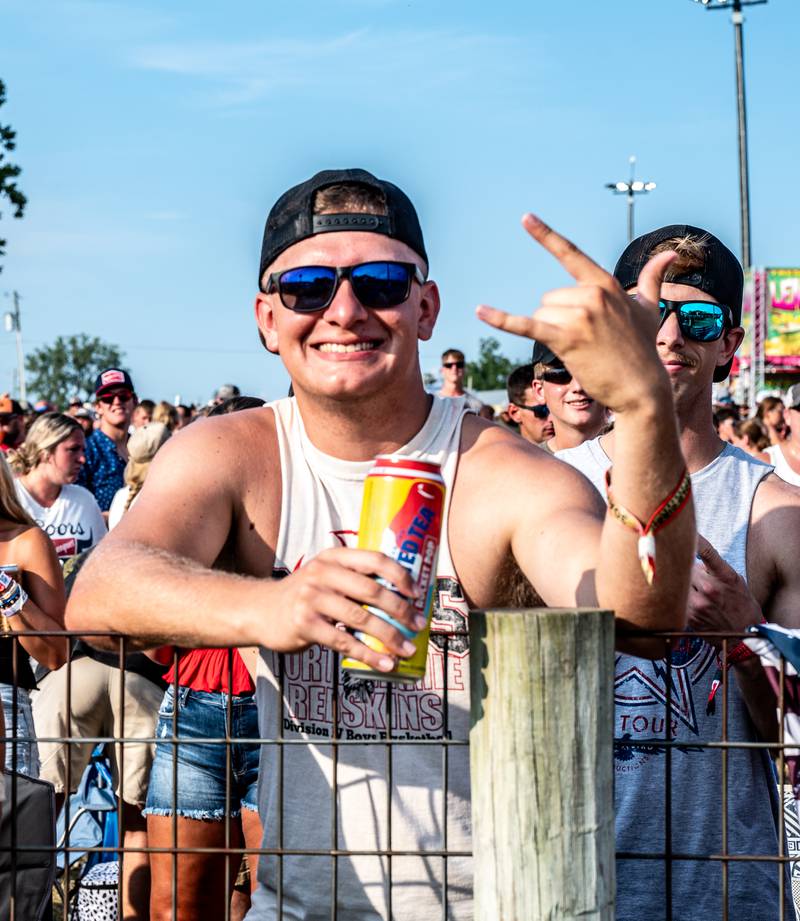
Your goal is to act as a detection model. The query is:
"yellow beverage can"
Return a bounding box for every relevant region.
[342,456,445,683]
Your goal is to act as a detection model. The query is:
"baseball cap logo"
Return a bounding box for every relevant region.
[101,370,125,387]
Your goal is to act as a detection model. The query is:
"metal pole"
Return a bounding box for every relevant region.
[732,0,752,270]
[12,292,25,402]
[627,192,635,243]
[627,155,635,242]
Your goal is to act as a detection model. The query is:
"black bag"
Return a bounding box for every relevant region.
[0,771,57,921]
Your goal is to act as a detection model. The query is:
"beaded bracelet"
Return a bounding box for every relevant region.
[0,571,29,619]
[605,467,692,586]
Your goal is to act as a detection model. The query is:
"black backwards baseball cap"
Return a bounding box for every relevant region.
[94,368,135,398]
[531,340,563,369]
[258,168,428,288]
[613,224,744,383]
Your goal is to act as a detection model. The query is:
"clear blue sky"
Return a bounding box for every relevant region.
[1,0,797,404]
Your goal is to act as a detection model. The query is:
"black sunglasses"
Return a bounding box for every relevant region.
[264,261,426,313]
[541,367,572,386]
[443,361,465,370]
[512,402,550,419]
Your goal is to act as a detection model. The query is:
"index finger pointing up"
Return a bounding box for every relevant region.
[522,214,610,286]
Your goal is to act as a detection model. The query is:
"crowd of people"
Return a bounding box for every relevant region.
[0,166,799,921]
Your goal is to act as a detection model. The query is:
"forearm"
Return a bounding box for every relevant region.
[597,395,695,633]
[66,539,271,651]
[733,657,779,745]
[9,600,68,670]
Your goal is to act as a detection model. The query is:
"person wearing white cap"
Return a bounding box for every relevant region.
[108,422,172,529]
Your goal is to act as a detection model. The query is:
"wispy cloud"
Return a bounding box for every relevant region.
[128,28,535,108]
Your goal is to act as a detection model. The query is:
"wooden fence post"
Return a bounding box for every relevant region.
[470,607,615,921]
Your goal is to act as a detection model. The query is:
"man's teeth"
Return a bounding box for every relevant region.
[318,342,376,353]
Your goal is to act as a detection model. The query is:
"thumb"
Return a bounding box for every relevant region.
[634,250,679,308]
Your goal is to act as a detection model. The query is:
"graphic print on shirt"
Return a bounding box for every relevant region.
[272,545,469,742]
[614,634,717,772]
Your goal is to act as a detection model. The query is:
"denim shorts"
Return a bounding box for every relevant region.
[1,682,40,777]
[144,686,260,820]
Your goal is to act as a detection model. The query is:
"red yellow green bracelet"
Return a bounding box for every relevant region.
[605,467,692,586]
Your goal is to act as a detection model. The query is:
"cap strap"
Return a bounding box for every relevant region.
[312,213,390,234]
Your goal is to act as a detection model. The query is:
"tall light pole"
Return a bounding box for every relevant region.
[605,156,657,242]
[692,0,767,270]
[3,290,26,402]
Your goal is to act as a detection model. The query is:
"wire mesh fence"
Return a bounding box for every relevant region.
[0,622,798,920]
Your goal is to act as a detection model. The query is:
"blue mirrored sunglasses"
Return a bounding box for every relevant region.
[658,299,731,342]
[264,261,426,313]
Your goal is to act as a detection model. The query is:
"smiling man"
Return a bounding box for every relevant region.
[78,368,136,511]
[558,225,800,921]
[66,169,696,921]
[530,341,608,452]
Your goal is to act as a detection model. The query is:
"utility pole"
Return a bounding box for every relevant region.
[605,156,657,243]
[3,290,26,402]
[692,0,767,270]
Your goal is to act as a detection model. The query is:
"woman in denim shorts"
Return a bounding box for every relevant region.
[0,451,68,776]
[144,648,263,921]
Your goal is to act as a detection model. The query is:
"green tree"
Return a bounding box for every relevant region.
[26,335,125,407]
[0,79,27,270]
[465,337,516,390]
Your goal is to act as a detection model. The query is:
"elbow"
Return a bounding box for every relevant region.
[42,646,68,671]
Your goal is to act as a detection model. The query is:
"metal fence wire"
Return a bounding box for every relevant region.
[0,624,798,921]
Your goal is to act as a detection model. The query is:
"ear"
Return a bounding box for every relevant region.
[717,326,745,370]
[255,293,280,354]
[530,379,545,403]
[506,402,522,425]
[416,281,441,342]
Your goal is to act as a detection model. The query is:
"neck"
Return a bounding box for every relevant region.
[548,417,606,453]
[100,420,127,445]
[603,387,725,474]
[20,467,62,507]
[440,382,464,397]
[294,381,434,461]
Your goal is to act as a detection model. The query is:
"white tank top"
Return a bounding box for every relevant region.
[251,395,473,921]
[765,443,800,486]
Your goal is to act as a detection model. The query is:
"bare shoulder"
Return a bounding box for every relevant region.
[455,414,604,514]
[751,470,800,518]
[4,523,60,575]
[110,405,281,566]
[748,472,800,602]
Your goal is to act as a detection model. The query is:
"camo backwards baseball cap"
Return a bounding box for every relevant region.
[613,224,744,382]
[258,168,428,288]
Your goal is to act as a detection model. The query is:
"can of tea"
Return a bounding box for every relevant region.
[342,456,445,683]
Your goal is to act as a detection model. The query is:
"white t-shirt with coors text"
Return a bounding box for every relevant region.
[15,481,107,560]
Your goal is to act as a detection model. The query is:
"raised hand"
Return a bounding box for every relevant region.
[476,214,677,414]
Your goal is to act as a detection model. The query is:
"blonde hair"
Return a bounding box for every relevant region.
[0,453,34,527]
[650,234,709,281]
[8,412,82,476]
[124,459,150,511]
[152,401,179,431]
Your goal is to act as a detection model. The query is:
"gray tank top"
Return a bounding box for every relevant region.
[557,440,790,921]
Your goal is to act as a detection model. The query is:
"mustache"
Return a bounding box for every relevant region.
[659,352,698,368]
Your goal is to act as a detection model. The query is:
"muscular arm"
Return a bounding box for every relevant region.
[453,419,691,656]
[66,412,425,674]
[473,217,695,647]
